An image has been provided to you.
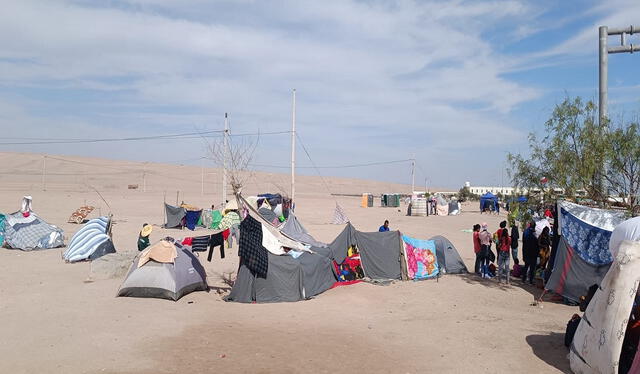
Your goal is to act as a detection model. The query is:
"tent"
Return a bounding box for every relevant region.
[401,235,439,279]
[164,203,185,229]
[280,212,327,248]
[479,192,498,212]
[436,195,449,216]
[3,211,64,250]
[429,235,469,274]
[545,201,626,302]
[327,223,405,280]
[569,239,640,374]
[63,216,116,262]
[448,200,461,215]
[0,213,5,246]
[117,239,208,301]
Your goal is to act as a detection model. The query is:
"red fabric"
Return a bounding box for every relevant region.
[555,240,575,295]
[544,209,553,218]
[343,255,361,270]
[182,237,193,245]
[330,280,362,289]
[473,231,481,253]
[222,229,230,240]
[22,211,30,217]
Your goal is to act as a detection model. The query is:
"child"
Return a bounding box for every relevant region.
[472,224,481,274]
[137,223,152,251]
[511,258,522,278]
[497,224,512,284]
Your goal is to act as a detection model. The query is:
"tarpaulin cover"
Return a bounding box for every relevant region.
[3,211,64,250]
[560,207,615,265]
[258,207,279,226]
[401,235,438,279]
[164,204,185,229]
[0,214,5,246]
[429,235,469,274]
[227,250,336,303]
[63,216,115,262]
[545,237,611,302]
[569,240,640,374]
[608,216,640,259]
[280,212,327,248]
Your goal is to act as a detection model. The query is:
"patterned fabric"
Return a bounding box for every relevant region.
[331,203,349,225]
[238,215,268,279]
[3,212,64,250]
[219,211,241,230]
[561,207,614,265]
[570,240,640,374]
[402,235,439,279]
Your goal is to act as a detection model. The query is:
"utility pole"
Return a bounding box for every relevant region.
[599,25,639,125]
[222,113,229,205]
[411,157,415,193]
[291,89,296,205]
[42,155,46,191]
[142,162,147,193]
[200,157,204,196]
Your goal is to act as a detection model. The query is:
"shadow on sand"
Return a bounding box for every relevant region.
[526,332,572,373]
[457,273,569,305]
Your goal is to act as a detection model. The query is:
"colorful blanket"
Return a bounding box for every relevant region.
[560,207,614,265]
[402,235,439,279]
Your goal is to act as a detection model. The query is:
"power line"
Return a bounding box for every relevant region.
[249,158,413,169]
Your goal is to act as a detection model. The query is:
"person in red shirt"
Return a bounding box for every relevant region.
[496,221,512,283]
[472,224,481,274]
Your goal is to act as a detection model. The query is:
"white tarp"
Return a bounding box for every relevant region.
[609,217,640,259]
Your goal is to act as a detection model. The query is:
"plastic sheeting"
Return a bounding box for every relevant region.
[609,216,640,258]
[280,212,327,248]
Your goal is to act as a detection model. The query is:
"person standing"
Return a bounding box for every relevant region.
[497,225,512,284]
[379,220,390,232]
[137,223,152,251]
[472,224,482,274]
[538,226,551,270]
[479,223,493,278]
[510,221,520,263]
[522,221,538,285]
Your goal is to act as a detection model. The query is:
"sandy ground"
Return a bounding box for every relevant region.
[0,153,575,373]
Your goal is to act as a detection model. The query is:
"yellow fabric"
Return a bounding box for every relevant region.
[138,240,178,268]
[180,203,200,211]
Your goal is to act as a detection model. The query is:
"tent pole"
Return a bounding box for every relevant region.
[291,89,296,206]
[223,113,229,205]
[42,155,46,191]
[201,157,204,196]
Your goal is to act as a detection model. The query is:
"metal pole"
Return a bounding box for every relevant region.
[223,113,228,205]
[599,26,608,126]
[291,89,296,205]
[201,157,204,196]
[411,158,415,193]
[42,155,46,191]
[142,162,147,193]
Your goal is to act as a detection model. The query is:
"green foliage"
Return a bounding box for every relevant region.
[457,186,477,202]
[605,122,640,216]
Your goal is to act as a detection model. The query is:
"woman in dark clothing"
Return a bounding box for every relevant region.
[538,226,551,270]
[510,223,520,263]
[521,221,538,285]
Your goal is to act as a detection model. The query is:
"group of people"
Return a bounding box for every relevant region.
[472,219,553,285]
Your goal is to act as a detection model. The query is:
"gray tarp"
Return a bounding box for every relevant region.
[258,207,279,224]
[227,250,336,303]
[545,237,611,302]
[3,212,64,250]
[429,235,468,274]
[280,212,327,248]
[327,223,403,280]
[164,204,185,229]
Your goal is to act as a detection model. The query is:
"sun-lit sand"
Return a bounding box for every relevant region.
[0,152,573,373]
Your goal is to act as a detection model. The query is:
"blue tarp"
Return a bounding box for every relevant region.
[185,210,202,231]
[480,193,499,212]
[0,213,5,246]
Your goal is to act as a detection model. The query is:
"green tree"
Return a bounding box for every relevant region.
[507,97,608,204]
[605,121,640,216]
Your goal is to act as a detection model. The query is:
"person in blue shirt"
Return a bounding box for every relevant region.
[379,220,390,232]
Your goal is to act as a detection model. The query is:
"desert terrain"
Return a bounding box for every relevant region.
[0,152,574,373]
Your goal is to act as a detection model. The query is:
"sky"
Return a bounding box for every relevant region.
[0,0,639,190]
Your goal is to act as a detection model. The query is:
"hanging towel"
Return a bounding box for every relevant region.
[238,215,268,278]
[261,222,286,255]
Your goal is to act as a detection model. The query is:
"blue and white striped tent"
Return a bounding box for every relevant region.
[63,216,115,262]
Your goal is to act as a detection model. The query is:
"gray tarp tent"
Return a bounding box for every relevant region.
[280,212,327,248]
[164,204,185,229]
[117,240,208,301]
[328,223,405,280]
[227,249,336,303]
[429,235,468,274]
[258,207,279,224]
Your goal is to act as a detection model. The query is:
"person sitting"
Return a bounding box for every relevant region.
[137,223,152,251]
[511,258,522,278]
[379,220,390,232]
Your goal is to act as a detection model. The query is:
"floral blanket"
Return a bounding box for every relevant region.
[560,207,614,265]
[401,235,439,279]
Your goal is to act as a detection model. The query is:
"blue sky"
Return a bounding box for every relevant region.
[0,0,638,189]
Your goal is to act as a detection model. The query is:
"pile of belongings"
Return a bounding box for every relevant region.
[435,195,449,216]
[163,203,203,231]
[67,205,95,224]
[243,193,291,226]
[448,199,461,215]
[63,216,116,262]
[118,238,208,301]
[3,196,64,250]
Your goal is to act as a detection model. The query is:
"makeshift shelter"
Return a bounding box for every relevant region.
[117,239,208,301]
[411,197,428,217]
[448,200,461,215]
[436,195,449,216]
[569,240,640,374]
[328,223,405,280]
[258,207,280,226]
[0,213,5,246]
[479,192,498,212]
[331,203,349,225]
[63,216,116,262]
[545,201,626,302]
[164,203,185,229]
[67,206,95,224]
[429,235,468,274]
[3,211,64,250]
[280,212,327,248]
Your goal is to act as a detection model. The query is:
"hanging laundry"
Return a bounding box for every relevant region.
[191,235,210,253]
[238,215,268,278]
[207,232,225,261]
